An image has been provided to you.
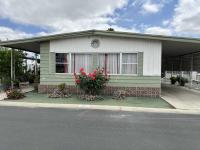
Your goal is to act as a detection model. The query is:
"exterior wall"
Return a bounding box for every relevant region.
[40,36,161,97]
[50,36,162,76]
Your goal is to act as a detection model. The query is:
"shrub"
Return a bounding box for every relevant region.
[6,89,25,100]
[49,83,72,98]
[113,90,128,100]
[1,78,11,91]
[58,83,65,91]
[33,75,40,91]
[177,76,188,86]
[28,74,35,84]
[13,79,20,88]
[74,67,110,95]
[170,76,177,85]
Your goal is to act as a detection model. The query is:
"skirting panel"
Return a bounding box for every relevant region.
[38,84,160,97]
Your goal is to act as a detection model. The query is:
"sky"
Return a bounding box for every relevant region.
[0,0,200,41]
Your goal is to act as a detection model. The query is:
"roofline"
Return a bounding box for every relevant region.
[1,29,200,46]
[0,30,95,45]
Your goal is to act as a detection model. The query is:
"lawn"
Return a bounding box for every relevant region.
[11,92,173,109]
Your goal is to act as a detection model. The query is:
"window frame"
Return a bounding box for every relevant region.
[55,53,70,74]
[54,52,138,76]
[120,52,138,75]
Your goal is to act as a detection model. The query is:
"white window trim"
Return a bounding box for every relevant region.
[55,52,139,76]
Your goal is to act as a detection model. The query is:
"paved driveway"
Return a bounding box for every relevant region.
[0,107,200,150]
[161,84,200,110]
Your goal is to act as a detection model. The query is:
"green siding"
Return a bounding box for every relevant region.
[40,42,160,88]
[138,52,143,76]
[40,42,50,76]
[50,52,55,73]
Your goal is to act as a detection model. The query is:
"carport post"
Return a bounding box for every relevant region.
[190,54,194,88]
[11,48,14,89]
[34,53,37,75]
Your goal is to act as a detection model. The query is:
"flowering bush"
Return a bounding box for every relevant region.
[74,67,110,95]
[6,89,25,100]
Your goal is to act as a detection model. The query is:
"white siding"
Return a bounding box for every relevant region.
[50,36,161,76]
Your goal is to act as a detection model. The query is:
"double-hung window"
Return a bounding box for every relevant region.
[56,53,69,73]
[121,53,138,74]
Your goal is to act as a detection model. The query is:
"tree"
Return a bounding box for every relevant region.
[107,28,115,31]
[0,47,26,87]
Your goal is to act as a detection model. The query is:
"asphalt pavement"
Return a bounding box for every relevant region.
[0,106,200,150]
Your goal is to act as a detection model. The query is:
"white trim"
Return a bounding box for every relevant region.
[69,53,72,73]
[55,73,73,75]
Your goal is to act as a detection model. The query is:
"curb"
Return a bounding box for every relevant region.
[0,101,200,115]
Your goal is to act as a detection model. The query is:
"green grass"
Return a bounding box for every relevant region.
[10,92,173,109]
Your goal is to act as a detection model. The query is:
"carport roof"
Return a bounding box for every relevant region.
[0,29,200,56]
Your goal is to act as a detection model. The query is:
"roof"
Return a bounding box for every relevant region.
[0,29,200,56]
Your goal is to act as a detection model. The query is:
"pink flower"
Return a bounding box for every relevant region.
[80,68,84,72]
[81,71,86,76]
[88,73,92,76]
[93,69,97,74]
[75,79,80,84]
[88,73,96,80]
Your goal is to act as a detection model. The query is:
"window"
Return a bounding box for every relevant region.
[71,54,94,73]
[56,53,69,73]
[97,53,120,74]
[55,53,138,75]
[121,53,138,74]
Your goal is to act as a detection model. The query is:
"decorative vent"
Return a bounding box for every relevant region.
[91,39,100,48]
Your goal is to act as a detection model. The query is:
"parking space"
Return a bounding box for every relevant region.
[161,83,200,110]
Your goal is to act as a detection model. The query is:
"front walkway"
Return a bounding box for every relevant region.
[161,83,200,110]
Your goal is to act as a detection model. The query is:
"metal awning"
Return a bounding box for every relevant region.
[0,30,200,56]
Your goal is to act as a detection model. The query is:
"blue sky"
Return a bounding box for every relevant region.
[0,0,199,40]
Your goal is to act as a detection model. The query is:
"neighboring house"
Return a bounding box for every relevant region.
[1,30,200,97]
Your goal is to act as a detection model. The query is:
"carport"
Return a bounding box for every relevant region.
[161,36,200,82]
[160,36,200,109]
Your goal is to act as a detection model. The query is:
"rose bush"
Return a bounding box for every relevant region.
[74,67,110,95]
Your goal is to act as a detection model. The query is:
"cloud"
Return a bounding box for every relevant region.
[142,1,161,13]
[172,0,200,34]
[162,20,170,26]
[131,0,166,14]
[0,0,128,33]
[0,26,33,41]
[144,26,172,35]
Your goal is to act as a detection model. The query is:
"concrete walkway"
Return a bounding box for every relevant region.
[161,84,200,110]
